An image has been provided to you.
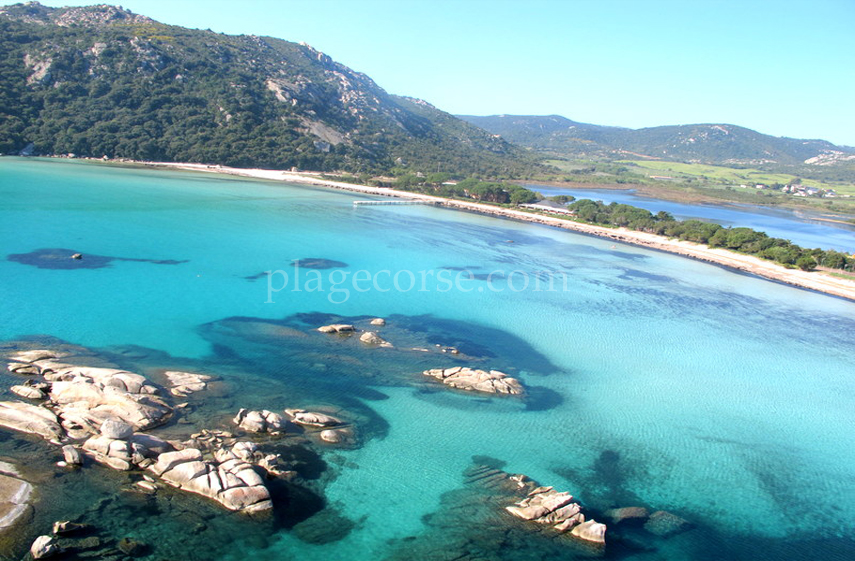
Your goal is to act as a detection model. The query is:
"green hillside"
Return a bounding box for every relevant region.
[0,2,540,177]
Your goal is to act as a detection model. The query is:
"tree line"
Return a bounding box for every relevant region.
[567,199,854,271]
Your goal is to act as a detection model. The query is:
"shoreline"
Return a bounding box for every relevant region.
[68,159,855,302]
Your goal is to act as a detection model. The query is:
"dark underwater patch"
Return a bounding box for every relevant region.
[7,248,187,269]
[291,258,349,269]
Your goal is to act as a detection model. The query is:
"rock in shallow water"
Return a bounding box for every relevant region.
[233,408,285,434]
[285,409,342,427]
[359,331,392,347]
[30,535,61,559]
[317,324,355,334]
[423,367,524,395]
[164,370,212,397]
[61,445,83,466]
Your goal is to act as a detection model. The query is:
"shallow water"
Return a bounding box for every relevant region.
[528,184,855,252]
[1,158,854,560]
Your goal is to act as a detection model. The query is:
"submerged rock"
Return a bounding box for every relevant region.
[359,331,392,347]
[164,370,212,397]
[319,427,354,444]
[52,520,90,535]
[605,506,649,525]
[118,537,147,556]
[0,400,64,441]
[9,349,62,364]
[644,510,691,537]
[422,367,524,395]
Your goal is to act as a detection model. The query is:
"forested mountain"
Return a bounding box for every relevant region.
[0,2,538,176]
[459,114,855,166]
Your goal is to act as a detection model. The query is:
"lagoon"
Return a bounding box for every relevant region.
[1,158,854,560]
[528,184,855,253]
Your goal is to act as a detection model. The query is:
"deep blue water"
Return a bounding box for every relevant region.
[528,184,855,252]
[1,158,854,561]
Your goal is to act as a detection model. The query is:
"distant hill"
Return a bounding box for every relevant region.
[0,2,538,176]
[458,114,855,166]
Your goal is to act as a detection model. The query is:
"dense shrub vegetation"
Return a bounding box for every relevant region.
[566,199,854,271]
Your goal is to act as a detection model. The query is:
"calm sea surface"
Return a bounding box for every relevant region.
[1,158,854,560]
[528,184,855,253]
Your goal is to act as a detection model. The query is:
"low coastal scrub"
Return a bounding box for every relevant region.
[394,175,540,205]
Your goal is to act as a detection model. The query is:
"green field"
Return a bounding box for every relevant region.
[622,160,855,195]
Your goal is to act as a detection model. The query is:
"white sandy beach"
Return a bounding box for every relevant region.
[140,161,855,302]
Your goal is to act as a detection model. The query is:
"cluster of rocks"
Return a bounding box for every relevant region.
[149,447,272,513]
[0,349,281,514]
[1,349,172,441]
[318,319,393,347]
[285,408,353,444]
[422,367,524,395]
[506,485,606,544]
[233,408,285,434]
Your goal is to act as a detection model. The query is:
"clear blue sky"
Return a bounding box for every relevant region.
[38,0,855,145]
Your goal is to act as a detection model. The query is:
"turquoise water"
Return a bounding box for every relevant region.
[2,158,855,560]
[528,184,855,253]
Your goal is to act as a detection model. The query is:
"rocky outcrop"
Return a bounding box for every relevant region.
[506,485,605,545]
[317,324,355,334]
[4,351,172,438]
[163,370,211,397]
[285,409,342,427]
[0,400,64,441]
[369,318,386,326]
[233,409,285,434]
[359,331,392,347]
[149,449,272,513]
[422,367,524,395]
